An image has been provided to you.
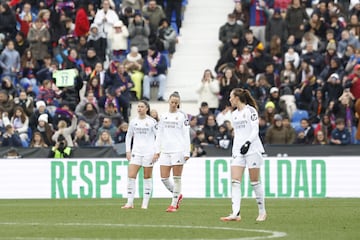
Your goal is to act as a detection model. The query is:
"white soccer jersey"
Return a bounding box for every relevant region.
[155,110,191,157]
[125,116,157,156]
[231,105,265,157]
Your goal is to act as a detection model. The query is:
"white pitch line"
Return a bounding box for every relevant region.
[0,222,287,240]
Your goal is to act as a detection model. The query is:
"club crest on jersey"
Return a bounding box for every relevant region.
[251,113,257,121]
[184,119,189,126]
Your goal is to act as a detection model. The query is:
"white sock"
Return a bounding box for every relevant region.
[231,179,241,216]
[142,178,152,208]
[161,178,174,193]
[251,181,266,215]
[171,176,181,206]
[126,178,136,205]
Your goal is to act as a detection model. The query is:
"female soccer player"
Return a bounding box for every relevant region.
[122,100,158,209]
[155,91,191,212]
[220,88,267,222]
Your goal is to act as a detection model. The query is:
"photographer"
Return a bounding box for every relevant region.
[48,135,73,158]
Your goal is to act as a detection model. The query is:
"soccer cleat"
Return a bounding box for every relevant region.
[166,205,177,212]
[141,205,148,210]
[121,204,134,209]
[256,213,267,222]
[220,214,241,222]
[176,194,183,209]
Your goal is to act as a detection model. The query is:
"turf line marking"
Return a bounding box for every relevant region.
[0,222,287,240]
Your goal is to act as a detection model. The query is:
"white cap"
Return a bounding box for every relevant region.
[330,73,339,80]
[38,114,48,123]
[270,87,279,94]
[36,100,46,109]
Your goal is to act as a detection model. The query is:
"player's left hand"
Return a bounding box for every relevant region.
[240,141,251,155]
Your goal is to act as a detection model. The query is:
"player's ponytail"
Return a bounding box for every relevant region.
[243,89,258,111]
[232,88,258,111]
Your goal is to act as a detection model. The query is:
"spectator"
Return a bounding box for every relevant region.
[219,13,244,48]
[83,48,102,73]
[86,73,105,101]
[114,121,128,143]
[346,64,360,101]
[232,1,249,29]
[2,124,22,147]
[0,40,20,82]
[215,47,239,74]
[196,69,220,113]
[14,32,29,57]
[215,123,232,149]
[203,114,219,145]
[73,128,91,147]
[76,102,99,140]
[0,90,15,116]
[218,68,238,110]
[191,129,207,157]
[165,0,182,34]
[48,134,73,158]
[107,20,129,62]
[16,3,37,35]
[314,114,335,141]
[295,118,314,144]
[330,118,351,145]
[156,18,177,60]
[285,0,309,44]
[240,29,260,53]
[196,101,211,128]
[337,30,360,58]
[321,73,343,103]
[263,101,276,126]
[128,11,151,57]
[14,90,34,117]
[95,130,114,146]
[1,76,18,100]
[282,116,296,144]
[313,130,328,145]
[74,1,90,37]
[87,24,107,62]
[304,12,327,42]
[30,131,48,148]
[284,46,300,69]
[265,114,292,144]
[142,0,166,43]
[245,0,269,45]
[142,45,167,101]
[99,100,124,127]
[35,113,54,147]
[97,116,117,140]
[222,34,242,58]
[121,0,144,12]
[265,8,287,44]
[27,19,50,67]
[3,147,22,158]
[216,104,232,126]
[0,2,17,39]
[10,106,29,146]
[52,114,77,147]
[93,0,119,36]
[309,88,328,124]
[19,49,39,94]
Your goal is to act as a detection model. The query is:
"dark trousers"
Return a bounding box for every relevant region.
[166,0,182,33]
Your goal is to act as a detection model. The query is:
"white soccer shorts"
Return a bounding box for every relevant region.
[231,152,263,168]
[159,152,185,166]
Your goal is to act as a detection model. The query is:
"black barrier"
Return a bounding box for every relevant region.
[0,144,359,158]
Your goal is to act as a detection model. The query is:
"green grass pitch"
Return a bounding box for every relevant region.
[0,198,359,239]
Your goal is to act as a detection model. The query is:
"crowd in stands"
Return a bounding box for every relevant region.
[192,0,360,157]
[0,0,185,149]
